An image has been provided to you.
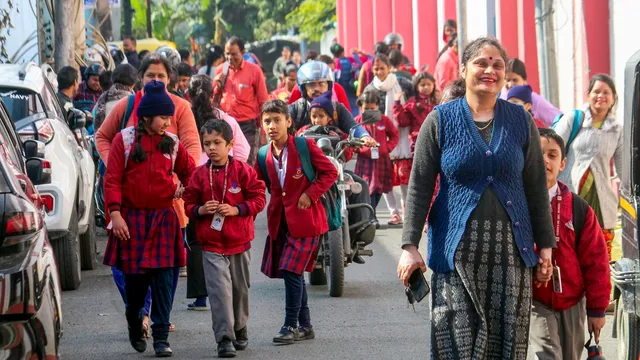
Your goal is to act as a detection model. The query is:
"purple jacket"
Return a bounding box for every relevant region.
[501,88,561,127]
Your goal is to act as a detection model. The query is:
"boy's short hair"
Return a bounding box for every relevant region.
[317,54,334,66]
[57,66,79,90]
[112,63,138,86]
[357,91,381,107]
[539,127,566,159]
[389,50,404,68]
[200,119,233,144]
[261,99,289,116]
[178,49,190,61]
[99,71,113,90]
[177,62,194,77]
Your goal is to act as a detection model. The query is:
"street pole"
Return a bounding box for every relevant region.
[122,0,132,36]
[535,0,559,106]
[146,0,152,38]
[54,0,75,70]
[456,0,467,68]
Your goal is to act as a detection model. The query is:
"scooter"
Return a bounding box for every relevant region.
[299,123,377,297]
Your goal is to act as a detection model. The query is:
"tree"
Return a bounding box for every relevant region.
[0,0,15,62]
[285,0,335,41]
[246,0,300,40]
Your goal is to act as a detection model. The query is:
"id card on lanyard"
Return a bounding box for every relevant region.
[552,193,563,294]
[209,162,229,231]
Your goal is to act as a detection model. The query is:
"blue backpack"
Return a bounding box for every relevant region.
[335,57,357,93]
[552,109,584,150]
[256,137,342,231]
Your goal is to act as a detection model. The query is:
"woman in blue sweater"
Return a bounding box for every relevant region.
[398,38,556,359]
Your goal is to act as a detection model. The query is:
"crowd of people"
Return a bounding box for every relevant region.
[55,27,622,359]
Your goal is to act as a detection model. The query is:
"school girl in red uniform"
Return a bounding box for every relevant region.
[256,99,338,344]
[183,119,266,357]
[354,91,399,226]
[103,81,195,357]
[393,71,437,154]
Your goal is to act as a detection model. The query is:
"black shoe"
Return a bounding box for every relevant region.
[217,337,237,358]
[273,326,298,344]
[128,326,147,353]
[153,341,173,357]
[296,326,315,341]
[233,327,248,350]
[373,220,380,229]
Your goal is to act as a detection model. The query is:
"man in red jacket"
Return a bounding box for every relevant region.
[531,128,611,360]
[183,119,266,357]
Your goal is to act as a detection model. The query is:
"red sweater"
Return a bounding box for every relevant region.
[533,182,611,316]
[354,114,399,159]
[393,96,436,150]
[104,131,195,211]
[183,158,266,255]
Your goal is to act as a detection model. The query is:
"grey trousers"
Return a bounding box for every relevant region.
[203,250,251,343]
[529,298,586,360]
[238,120,259,166]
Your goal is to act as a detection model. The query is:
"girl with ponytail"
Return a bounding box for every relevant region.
[188,74,250,165]
[103,80,196,357]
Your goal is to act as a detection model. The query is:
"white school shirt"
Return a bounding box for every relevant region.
[273,147,288,188]
[548,183,558,203]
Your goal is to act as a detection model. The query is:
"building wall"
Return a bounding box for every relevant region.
[336,0,637,122]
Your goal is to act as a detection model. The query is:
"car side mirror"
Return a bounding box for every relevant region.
[26,158,52,185]
[67,108,87,130]
[23,139,45,158]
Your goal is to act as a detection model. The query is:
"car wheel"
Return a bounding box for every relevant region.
[80,200,98,270]
[52,205,81,290]
[616,297,640,360]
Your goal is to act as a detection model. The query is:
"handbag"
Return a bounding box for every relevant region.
[585,332,606,360]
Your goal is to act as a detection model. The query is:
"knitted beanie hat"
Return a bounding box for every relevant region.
[137,80,175,118]
[309,91,334,117]
[507,84,533,104]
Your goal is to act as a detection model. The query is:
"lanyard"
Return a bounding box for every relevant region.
[552,192,562,264]
[208,161,229,204]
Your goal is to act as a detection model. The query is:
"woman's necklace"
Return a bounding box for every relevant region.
[475,118,494,131]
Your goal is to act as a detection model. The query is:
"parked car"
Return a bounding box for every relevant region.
[0,98,63,359]
[0,62,97,291]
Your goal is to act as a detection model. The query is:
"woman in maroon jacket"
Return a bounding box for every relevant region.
[103,81,195,357]
[256,100,338,344]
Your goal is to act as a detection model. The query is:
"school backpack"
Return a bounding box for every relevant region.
[552,109,585,150]
[120,126,180,171]
[571,192,588,249]
[256,136,342,231]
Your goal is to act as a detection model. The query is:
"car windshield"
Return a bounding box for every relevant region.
[0,88,45,122]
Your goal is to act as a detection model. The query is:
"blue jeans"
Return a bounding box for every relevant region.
[112,266,180,317]
[125,268,176,342]
[282,270,311,328]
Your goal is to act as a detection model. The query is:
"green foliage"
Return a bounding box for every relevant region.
[286,0,335,41]
[0,0,15,61]
[246,0,300,40]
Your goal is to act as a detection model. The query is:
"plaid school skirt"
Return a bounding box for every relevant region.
[392,158,413,186]
[261,216,320,279]
[103,207,186,274]
[354,156,393,194]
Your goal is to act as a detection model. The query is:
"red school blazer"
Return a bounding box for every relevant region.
[255,135,338,239]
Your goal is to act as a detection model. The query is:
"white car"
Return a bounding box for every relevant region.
[0,62,97,290]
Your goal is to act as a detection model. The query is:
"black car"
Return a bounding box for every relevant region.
[0,99,62,359]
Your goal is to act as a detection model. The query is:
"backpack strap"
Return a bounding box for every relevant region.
[120,94,135,130]
[331,100,339,122]
[257,144,271,193]
[567,109,585,148]
[295,136,316,183]
[166,131,180,174]
[121,126,136,169]
[571,192,589,250]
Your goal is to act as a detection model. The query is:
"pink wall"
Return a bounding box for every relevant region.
[415,0,439,71]
[357,0,374,52]
[372,0,393,47]
[518,0,539,93]
[392,0,414,61]
[583,0,611,77]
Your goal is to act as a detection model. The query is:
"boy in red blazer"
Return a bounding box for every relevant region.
[256,100,338,344]
[531,128,610,360]
[183,120,266,357]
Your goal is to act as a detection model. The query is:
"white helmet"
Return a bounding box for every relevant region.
[85,46,105,67]
[155,46,181,70]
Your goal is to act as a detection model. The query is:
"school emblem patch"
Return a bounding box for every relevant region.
[229,182,241,194]
[377,124,386,131]
[292,167,304,179]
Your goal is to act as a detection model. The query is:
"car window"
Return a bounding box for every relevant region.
[0,88,43,122]
[43,78,64,119]
[0,118,22,169]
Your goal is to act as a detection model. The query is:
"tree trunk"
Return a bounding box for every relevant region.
[146,0,152,38]
[122,0,132,36]
[95,0,113,41]
[54,0,75,70]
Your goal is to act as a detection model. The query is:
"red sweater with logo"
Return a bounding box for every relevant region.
[183,157,266,255]
[533,182,611,317]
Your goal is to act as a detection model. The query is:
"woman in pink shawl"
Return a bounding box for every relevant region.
[434,33,459,91]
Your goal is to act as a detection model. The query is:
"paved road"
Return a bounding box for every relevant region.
[59,198,620,359]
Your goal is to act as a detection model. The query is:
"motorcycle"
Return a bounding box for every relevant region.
[299,122,378,297]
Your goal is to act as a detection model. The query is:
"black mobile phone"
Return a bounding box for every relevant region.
[408,268,430,303]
